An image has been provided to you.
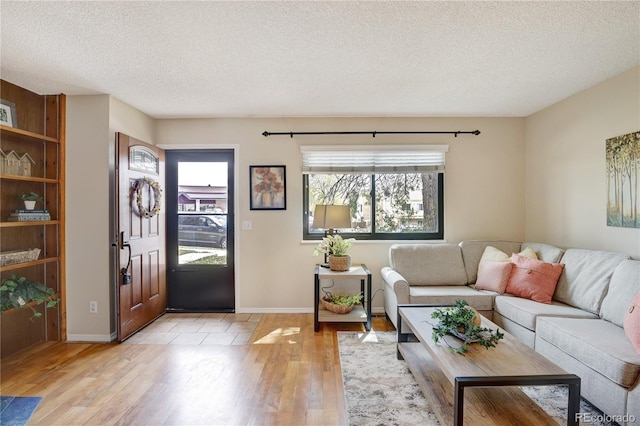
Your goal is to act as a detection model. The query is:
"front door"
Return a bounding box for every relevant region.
[116,133,167,340]
[165,150,235,311]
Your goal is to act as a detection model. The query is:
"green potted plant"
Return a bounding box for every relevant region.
[313,234,356,271]
[321,292,363,314]
[430,300,504,355]
[0,275,59,320]
[17,192,44,210]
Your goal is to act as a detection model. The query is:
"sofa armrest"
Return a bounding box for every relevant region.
[382,266,410,304]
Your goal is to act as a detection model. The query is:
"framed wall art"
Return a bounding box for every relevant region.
[250,165,286,210]
[606,130,640,228]
[0,99,17,128]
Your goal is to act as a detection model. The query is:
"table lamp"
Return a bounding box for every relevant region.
[312,204,352,266]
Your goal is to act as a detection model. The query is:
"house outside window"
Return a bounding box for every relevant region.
[178,185,227,213]
[301,145,447,241]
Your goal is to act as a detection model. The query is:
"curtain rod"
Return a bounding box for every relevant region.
[262,130,481,138]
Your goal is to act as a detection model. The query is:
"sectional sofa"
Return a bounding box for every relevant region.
[382,240,640,424]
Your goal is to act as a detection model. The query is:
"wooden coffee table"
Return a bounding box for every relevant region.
[397,304,581,426]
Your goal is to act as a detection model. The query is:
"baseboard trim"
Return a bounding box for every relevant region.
[235,308,314,314]
[66,334,113,343]
[234,307,386,315]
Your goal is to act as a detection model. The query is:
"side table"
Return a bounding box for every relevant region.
[314,263,372,332]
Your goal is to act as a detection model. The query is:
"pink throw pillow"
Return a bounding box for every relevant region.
[505,253,564,304]
[624,292,640,355]
[475,261,513,294]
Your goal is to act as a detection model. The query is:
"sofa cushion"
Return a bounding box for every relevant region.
[409,285,494,311]
[521,242,564,263]
[624,292,640,355]
[536,317,640,388]
[459,240,522,283]
[494,294,597,331]
[600,260,640,327]
[505,254,564,304]
[475,261,513,293]
[388,244,467,286]
[554,249,630,314]
[479,245,537,263]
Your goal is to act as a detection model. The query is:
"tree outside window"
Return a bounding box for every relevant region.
[304,172,443,240]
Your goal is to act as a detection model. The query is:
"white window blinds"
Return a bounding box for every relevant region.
[300,145,448,174]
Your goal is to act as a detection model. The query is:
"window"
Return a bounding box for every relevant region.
[302,145,447,240]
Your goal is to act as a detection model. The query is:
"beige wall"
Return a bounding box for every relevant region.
[65,95,155,341]
[155,116,525,313]
[65,66,638,339]
[525,66,640,258]
[66,95,111,340]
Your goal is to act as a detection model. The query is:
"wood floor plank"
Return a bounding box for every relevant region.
[0,314,390,425]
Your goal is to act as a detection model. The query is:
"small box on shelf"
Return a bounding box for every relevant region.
[7,210,50,221]
[0,248,41,266]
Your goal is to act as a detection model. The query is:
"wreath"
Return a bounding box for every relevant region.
[134,177,162,218]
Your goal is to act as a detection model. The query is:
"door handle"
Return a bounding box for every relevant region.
[119,231,129,250]
[120,231,132,285]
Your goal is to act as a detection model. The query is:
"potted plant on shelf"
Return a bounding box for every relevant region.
[313,234,356,271]
[321,292,363,314]
[0,275,59,320]
[17,192,44,210]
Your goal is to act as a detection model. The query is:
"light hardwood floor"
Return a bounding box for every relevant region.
[1,313,394,425]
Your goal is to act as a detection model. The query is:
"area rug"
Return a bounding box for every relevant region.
[0,396,41,426]
[338,331,617,426]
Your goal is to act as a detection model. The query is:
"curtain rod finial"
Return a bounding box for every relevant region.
[473,130,481,135]
[262,131,270,137]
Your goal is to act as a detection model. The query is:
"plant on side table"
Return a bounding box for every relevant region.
[321,292,364,314]
[1,275,59,320]
[313,234,356,271]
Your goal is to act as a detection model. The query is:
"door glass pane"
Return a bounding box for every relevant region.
[177,162,228,265]
[129,146,159,174]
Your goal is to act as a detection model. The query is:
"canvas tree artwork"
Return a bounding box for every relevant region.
[606,130,640,228]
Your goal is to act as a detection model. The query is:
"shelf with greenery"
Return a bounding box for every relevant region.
[0,79,65,358]
[0,275,59,320]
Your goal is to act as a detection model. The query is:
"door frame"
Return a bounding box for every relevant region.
[158,144,240,311]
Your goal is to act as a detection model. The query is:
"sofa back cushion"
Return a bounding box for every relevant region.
[521,242,564,264]
[554,249,630,314]
[459,240,522,283]
[600,260,640,327]
[388,243,467,286]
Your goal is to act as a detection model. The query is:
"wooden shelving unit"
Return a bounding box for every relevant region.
[0,79,66,358]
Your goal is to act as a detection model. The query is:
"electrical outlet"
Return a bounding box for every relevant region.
[242,220,252,230]
[89,301,98,314]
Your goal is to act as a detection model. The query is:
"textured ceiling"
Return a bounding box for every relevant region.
[1,1,638,118]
